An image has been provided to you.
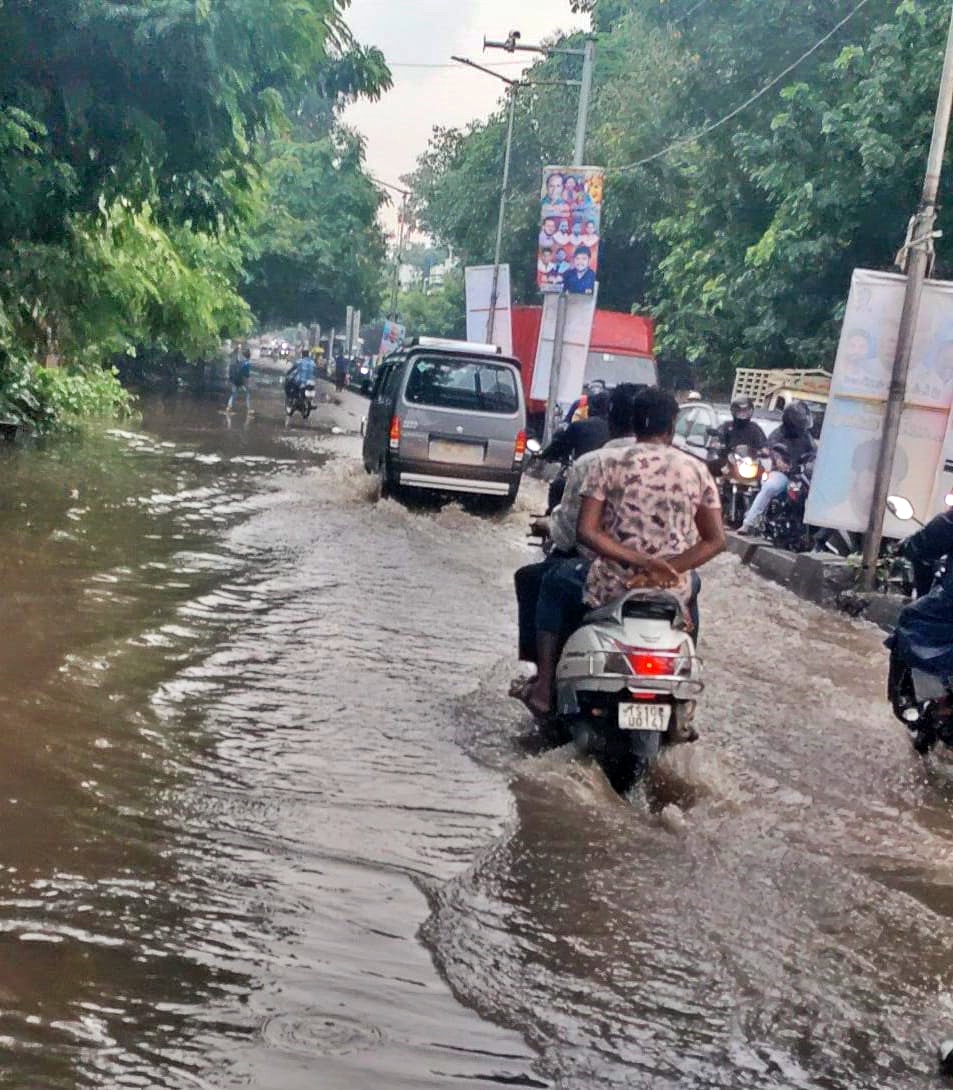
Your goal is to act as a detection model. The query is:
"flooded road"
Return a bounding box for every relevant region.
[2,371,953,1088]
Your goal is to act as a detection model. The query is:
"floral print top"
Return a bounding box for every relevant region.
[579,442,721,608]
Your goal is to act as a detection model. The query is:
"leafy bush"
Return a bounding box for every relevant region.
[0,361,133,434]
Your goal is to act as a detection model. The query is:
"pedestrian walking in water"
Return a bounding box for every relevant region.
[225,347,254,414]
[334,351,348,393]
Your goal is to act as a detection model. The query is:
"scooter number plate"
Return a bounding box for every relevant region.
[619,703,671,732]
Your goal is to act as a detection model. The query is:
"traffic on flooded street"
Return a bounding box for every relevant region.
[1,371,953,1089]
[8,0,953,1087]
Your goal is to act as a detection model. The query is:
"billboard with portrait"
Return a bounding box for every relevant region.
[378,320,405,358]
[537,166,605,296]
[806,268,953,533]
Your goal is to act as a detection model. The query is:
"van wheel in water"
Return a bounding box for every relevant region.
[376,458,398,502]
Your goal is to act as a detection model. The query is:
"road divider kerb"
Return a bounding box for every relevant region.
[725,531,906,632]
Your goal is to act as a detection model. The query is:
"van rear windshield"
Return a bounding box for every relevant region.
[404,356,519,414]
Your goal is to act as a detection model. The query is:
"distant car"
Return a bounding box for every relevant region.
[674,401,782,467]
[348,357,375,395]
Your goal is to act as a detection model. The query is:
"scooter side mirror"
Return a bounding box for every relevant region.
[525,438,542,456]
[886,495,915,521]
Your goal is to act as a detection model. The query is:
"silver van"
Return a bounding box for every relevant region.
[362,339,528,507]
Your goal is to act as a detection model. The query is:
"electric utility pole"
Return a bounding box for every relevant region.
[451,56,522,345]
[860,0,953,588]
[389,190,409,322]
[484,30,596,445]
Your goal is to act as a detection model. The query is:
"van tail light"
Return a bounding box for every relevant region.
[389,415,401,451]
[513,430,528,464]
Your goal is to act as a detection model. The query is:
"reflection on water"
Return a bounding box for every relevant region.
[0,385,538,1089]
[4,380,953,1089]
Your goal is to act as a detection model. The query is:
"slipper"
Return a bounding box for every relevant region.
[508,675,535,699]
[511,684,554,720]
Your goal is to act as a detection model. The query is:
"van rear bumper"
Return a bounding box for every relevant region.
[396,460,520,497]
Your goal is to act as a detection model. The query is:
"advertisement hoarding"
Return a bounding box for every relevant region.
[529,287,600,407]
[537,166,605,296]
[464,264,513,354]
[806,268,953,534]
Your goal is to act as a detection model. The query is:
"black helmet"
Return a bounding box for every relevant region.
[730,396,754,422]
[782,400,812,434]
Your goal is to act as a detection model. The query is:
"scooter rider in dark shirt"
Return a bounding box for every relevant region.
[540,389,611,512]
[541,389,611,463]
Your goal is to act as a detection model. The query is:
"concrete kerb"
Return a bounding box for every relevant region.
[725,531,907,631]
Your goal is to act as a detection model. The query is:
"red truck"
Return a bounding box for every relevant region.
[511,305,657,429]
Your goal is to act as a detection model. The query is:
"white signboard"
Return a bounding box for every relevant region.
[806,268,953,533]
[465,264,513,355]
[529,285,599,407]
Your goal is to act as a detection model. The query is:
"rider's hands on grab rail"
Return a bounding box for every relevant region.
[626,556,679,590]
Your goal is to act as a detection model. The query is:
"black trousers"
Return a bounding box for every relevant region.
[514,554,567,663]
[516,561,704,662]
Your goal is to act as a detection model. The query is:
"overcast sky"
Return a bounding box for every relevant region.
[343,0,590,235]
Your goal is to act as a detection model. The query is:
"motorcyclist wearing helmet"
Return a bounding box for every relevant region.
[738,400,816,536]
[541,388,611,464]
[714,397,767,459]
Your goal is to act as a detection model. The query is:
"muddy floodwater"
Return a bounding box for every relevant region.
[2,371,953,1089]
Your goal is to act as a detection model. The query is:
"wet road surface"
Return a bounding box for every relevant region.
[1,370,953,1088]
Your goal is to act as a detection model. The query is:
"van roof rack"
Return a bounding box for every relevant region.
[408,337,502,356]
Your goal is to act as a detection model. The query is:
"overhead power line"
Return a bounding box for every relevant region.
[370,175,410,198]
[611,0,871,174]
[387,59,527,69]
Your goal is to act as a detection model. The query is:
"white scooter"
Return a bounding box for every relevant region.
[555,589,703,793]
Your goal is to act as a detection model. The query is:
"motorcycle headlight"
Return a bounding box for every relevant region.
[738,458,759,480]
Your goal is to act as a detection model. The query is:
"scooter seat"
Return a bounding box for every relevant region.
[583,589,687,629]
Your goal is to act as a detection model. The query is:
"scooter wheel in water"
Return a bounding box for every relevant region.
[913,726,939,755]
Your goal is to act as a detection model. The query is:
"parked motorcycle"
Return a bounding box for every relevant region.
[554,589,703,794]
[285,380,318,421]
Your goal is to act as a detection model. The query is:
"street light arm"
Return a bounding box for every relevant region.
[450,55,519,87]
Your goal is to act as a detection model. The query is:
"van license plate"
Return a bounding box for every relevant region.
[619,704,671,732]
[429,440,485,466]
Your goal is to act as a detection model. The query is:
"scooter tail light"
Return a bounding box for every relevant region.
[513,430,528,464]
[389,415,401,450]
[614,643,678,677]
[628,652,673,676]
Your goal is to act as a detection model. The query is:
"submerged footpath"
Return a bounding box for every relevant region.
[725,532,907,630]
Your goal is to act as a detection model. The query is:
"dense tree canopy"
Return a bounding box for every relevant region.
[0,0,389,428]
[407,0,951,388]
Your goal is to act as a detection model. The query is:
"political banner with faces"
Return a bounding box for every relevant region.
[537,166,604,296]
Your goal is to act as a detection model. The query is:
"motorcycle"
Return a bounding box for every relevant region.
[285,379,318,421]
[554,588,703,794]
[761,453,814,552]
[705,436,764,528]
[885,494,953,755]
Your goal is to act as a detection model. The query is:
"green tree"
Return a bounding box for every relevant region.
[242,127,387,328]
[396,271,466,341]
